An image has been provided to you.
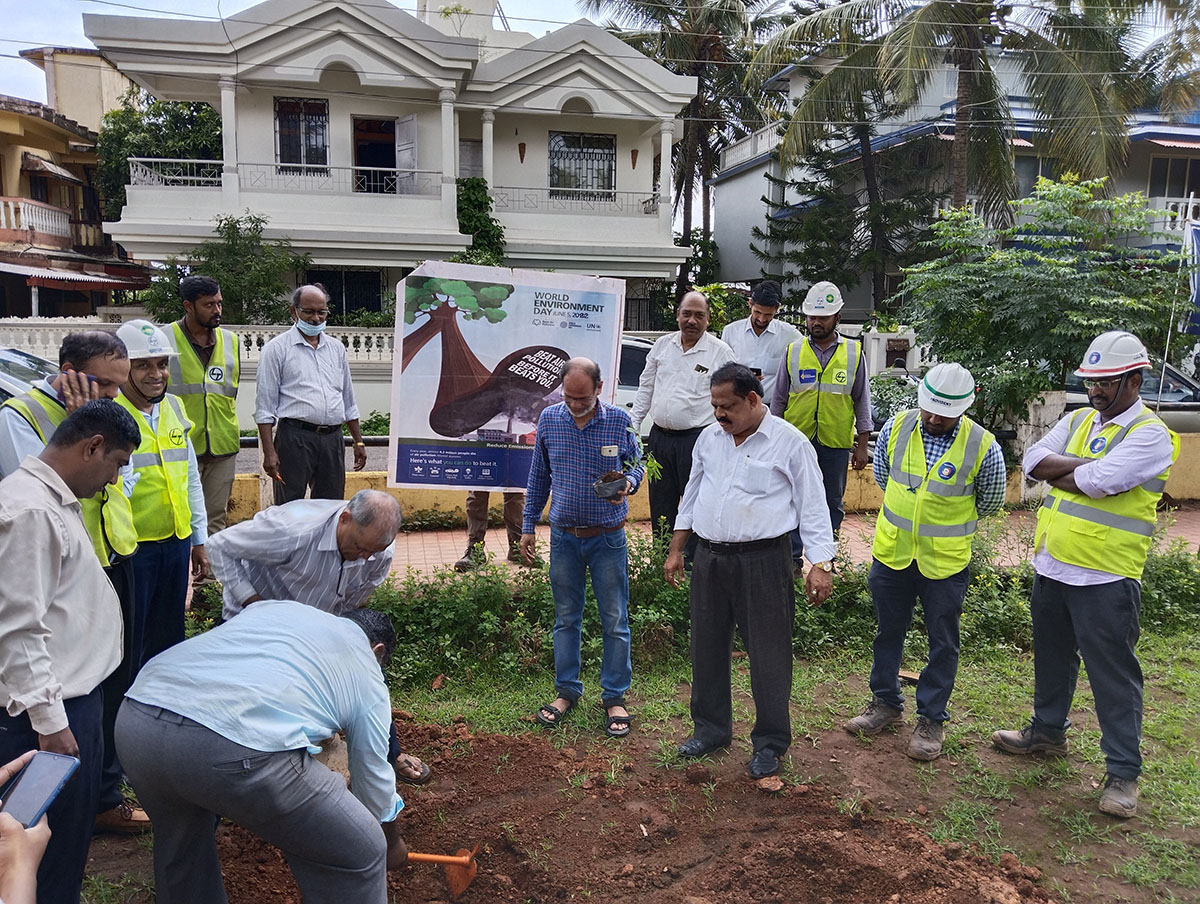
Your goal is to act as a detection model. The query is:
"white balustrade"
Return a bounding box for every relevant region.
[0,198,70,238]
[128,158,224,187]
[491,186,659,215]
[238,163,441,197]
[1152,196,1200,232]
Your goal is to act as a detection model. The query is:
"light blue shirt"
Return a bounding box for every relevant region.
[127,600,403,822]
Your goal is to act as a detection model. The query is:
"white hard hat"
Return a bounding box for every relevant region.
[1074,331,1150,378]
[116,319,177,360]
[802,281,844,316]
[918,363,976,418]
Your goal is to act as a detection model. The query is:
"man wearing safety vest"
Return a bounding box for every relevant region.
[771,282,873,572]
[115,320,209,675]
[165,276,240,538]
[993,332,1178,819]
[845,363,1005,761]
[0,331,152,835]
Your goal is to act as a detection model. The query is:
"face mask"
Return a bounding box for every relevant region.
[295,318,326,337]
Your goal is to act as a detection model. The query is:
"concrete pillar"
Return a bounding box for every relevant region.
[481,109,495,187]
[219,77,240,209]
[439,89,458,221]
[30,284,39,318]
[658,120,674,232]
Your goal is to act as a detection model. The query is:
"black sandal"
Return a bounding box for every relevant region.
[535,697,577,727]
[601,698,633,738]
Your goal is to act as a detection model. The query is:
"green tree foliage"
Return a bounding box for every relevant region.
[896,176,1190,429]
[450,177,506,267]
[139,213,311,324]
[404,277,512,326]
[694,281,747,335]
[96,89,222,221]
[752,123,944,307]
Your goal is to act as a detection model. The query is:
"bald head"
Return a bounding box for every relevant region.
[677,291,710,349]
[337,490,402,561]
[561,356,601,390]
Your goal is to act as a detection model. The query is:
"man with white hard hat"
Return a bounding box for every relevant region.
[993,331,1178,819]
[771,282,873,573]
[115,320,208,678]
[844,363,1005,761]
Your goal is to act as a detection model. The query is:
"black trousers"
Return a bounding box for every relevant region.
[688,534,796,755]
[274,420,346,503]
[98,557,136,813]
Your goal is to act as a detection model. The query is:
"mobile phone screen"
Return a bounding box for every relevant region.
[0,752,79,827]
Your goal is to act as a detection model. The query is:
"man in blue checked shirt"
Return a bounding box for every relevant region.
[844,363,1006,761]
[521,357,644,739]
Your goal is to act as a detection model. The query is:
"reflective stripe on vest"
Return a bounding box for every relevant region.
[2,389,137,563]
[782,337,860,448]
[872,410,994,580]
[1035,408,1178,580]
[117,393,193,542]
[167,323,240,457]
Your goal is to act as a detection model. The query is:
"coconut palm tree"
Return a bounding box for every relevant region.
[750,0,1152,223]
[581,0,792,298]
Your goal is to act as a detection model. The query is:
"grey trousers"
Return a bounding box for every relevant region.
[115,699,387,904]
[1030,573,1144,779]
[198,454,238,536]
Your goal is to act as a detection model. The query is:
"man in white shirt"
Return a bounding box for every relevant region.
[993,332,1178,819]
[256,284,367,504]
[719,280,800,405]
[664,363,835,780]
[630,291,734,547]
[0,400,138,904]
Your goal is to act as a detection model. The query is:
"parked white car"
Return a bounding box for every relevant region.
[0,348,57,403]
[616,335,655,437]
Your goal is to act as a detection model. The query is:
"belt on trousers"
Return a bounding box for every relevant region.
[654,424,705,437]
[697,534,787,554]
[280,417,341,435]
[555,521,626,539]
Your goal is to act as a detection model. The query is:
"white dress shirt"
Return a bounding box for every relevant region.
[255,328,360,427]
[0,457,122,734]
[208,498,394,621]
[630,332,736,431]
[675,410,837,559]
[720,317,801,403]
[1024,400,1175,585]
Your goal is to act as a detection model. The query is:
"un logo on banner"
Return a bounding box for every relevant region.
[208,366,224,383]
[937,462,957,480]
[1090,436,1108,454]
[834,370,847,384]
[169,428,185,446]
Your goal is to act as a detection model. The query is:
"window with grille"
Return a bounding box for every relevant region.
[275,98,329,171]
[549,132,615,199]
[1148,156,1200,199]
[1014,156,1058,198]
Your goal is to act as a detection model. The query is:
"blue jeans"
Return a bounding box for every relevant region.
[867,559,968,723]
[0,688,102,904]
[791,441,851,561]
[548,526,632,703]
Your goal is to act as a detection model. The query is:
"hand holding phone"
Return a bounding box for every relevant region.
[0,810,51,904]
[0,751,79,828]
[56,368,101,413]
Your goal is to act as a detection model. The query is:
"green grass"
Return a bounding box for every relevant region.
[81,874,154,904]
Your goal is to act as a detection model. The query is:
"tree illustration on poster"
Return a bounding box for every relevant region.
[403,275,569,437]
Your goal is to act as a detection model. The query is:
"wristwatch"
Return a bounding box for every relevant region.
[811,560,833,573]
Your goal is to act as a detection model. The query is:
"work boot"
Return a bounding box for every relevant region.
[454,543,485,572]
[843,697,904,736]
[991,722,1069,757]
[1098,774,1138,818]
[907,716,944,761]
[94,799,151,835]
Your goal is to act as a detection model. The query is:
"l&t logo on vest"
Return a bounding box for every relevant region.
[833,370,847,384]
[169,428,186,446]
[207,366,224,383]
[937,462,957,480]
[1089,436,1108,454]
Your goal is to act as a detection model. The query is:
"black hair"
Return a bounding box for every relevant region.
[709,362,763,399]
[47,399,140,451]
[291,283,330,308]
[342,608,397,667]
[59,330,127,368]
[560,358,601,389]
[180,275,221,303]
[750,280,782,308]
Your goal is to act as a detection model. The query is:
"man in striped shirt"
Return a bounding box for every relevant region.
[205,490,431,785]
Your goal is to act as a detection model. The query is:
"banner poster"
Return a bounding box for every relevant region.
[1187,222,1200,336]
[388,261,625,491]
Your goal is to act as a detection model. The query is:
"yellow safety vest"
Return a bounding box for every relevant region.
[167,323,240,457]
[1,388,137,564]
[117,393,194,542]
[873,410,994,579]
[1035,408,1178,581]
[783,337,861,449]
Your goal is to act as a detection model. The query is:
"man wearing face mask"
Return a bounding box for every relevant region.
[256,284,367,504]
[115,320,208,674]
[993,332,1178,819]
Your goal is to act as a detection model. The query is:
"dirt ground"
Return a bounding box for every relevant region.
[89,692,1181,904]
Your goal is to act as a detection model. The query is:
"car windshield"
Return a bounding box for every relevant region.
[1064,364,1200,404]
[0,348,57,386]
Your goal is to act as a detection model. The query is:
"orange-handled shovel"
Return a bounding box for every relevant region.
[407,844,480,898]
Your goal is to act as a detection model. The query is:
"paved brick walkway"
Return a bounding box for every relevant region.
[391,504,1200,577]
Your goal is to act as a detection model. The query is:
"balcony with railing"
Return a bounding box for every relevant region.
[0,198,71,249]
[127,158,441,197]
[491,186,660,216]
[719,127,782,173]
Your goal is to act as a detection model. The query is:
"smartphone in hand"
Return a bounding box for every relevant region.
[0,751,80,827]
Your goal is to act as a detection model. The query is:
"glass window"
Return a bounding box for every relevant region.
[1014,156,1058,198]
[275,98,329,169]
[1147,156,1199,198]
[549,132,616,198]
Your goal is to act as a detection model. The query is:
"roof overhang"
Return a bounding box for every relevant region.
[0,262,149,291]
[21,153,83,185]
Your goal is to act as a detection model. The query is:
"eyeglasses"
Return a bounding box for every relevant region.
[298,308,330,318]
[1082,378,1123,390]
